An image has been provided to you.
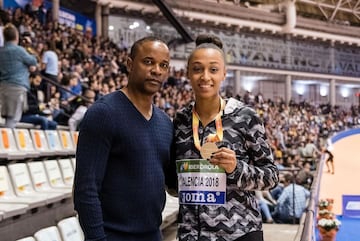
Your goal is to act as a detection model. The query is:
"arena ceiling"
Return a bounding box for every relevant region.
[64,0,360,28]
[62,0,359,43]
[233,0,360,26]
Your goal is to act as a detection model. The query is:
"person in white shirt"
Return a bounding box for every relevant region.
[41,40,59,102]
[68,89,95,131]
[0,25,4,47]
[0,12,5,47]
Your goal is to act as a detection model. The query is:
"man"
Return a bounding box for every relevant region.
[272,173,310,224]
[0,23,37,128]
[73,37,173,241]
[20,71,57,130]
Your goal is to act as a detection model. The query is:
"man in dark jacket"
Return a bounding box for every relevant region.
[20,72,57,130]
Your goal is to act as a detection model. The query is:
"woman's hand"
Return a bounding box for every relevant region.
[208,147,237,173]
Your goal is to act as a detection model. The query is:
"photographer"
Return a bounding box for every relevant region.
[0,23,37,128]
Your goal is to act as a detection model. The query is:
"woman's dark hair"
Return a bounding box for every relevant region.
[188,34,225,65]
[29,71,41,79]
[60,74,71,86]
[195,34,223,49]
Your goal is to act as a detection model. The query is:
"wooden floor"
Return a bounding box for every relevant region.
[319,134,360,215]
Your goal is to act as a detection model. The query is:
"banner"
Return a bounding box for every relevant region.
[44,1,96,36]
[342,195,360,217]
[3,0,96,36]
[177,159,226,205]
[4,0,26,8]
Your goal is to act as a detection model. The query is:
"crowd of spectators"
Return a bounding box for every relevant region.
[1,5,360,224]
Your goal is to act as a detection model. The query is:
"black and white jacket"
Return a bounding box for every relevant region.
[170,97,279,241]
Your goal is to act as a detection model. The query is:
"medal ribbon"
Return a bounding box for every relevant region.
[192,98,225,151]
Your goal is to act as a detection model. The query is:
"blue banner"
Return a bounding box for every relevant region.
[179,191,226,205]
[3,0,96,35]
[3,0,25,8]
[342,195,360,217]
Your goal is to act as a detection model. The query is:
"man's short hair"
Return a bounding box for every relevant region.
[3,23,18,42]
[129,36,167,60]
[284,173,294,183]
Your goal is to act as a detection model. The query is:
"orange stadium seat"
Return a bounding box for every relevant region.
[29,129,57,157]
[58,130,76,155]
[13,129,41,158]
[45,130,68,156]
[0,128,26,160]
[70,131,79,147]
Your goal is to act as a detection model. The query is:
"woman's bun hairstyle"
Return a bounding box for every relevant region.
[195,34,223,50]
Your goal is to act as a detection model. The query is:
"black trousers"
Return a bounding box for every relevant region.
[234,231,264,241]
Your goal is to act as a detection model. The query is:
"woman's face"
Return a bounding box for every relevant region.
[187,48,226,100]
[32,75,42,86]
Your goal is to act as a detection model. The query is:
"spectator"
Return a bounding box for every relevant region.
[20,71,57,130]
[0,16,4,47]
[87,78,101,101]
[296,161,314,189]
[303,138,321,158]
[0,23,37,128]
[256,190,276,224]
[68,89,95,131]
[272,173,310,224]
[41,40,59,102]
[59,73,77,109]
[168,34,279,241]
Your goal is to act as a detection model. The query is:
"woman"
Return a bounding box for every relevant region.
[169,34,279,241]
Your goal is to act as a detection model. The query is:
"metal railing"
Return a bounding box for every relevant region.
[295,155,325,241]
[40,73,92,104]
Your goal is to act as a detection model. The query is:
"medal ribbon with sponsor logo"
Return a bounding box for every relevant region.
[192,98,225,151]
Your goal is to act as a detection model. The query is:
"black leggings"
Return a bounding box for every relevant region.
[325,150,334,162]
[234,231,264,241]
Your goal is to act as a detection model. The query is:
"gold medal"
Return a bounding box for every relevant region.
[200,142,218,160]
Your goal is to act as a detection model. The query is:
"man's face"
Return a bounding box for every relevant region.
[127,41,170,95]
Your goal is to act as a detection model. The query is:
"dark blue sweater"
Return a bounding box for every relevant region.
[74,91,173,241]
